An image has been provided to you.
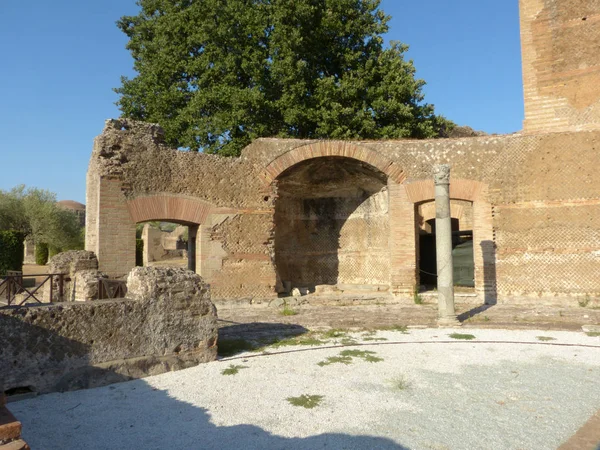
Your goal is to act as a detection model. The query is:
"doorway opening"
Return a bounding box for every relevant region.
[417,200,475,291]
[136,221,198,271]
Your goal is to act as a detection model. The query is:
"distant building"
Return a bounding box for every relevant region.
[57,200,86,227]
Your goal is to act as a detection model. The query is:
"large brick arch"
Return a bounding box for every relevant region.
[126,195,215,225]
[261,141,406,184]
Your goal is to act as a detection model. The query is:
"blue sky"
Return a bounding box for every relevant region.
[0,1,523,204]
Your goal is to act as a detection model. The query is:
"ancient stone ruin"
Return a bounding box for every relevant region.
[86,0,600,304]
[0,267,217,394]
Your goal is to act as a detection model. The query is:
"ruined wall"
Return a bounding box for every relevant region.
[207,213,275,299]
[86,119,275,299]
[520,0,600,133]
[244,131,600,299]
[88,118,600,301]
[85,1,600,303]
[0,267,217,394]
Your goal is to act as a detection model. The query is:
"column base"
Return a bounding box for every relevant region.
[437,316,462,327]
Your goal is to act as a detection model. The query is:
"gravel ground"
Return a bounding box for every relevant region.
[9,328,600,450]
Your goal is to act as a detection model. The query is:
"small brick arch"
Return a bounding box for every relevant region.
[126,195,215,225]
[403,178,485,203]
[417,201,469,225]
[261,141,406,184]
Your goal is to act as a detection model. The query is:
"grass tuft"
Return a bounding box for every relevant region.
[270,336,326,348]
[317,356,353,366]
[578,295,591,308]
[221,364,249,376]
[413,286,424,305]
[586,332,600,337]
[281,305,298,316]
[389,375,411,391]
[317,349,385,365]
[449,333,476,340]
[287,394,323,409]
[536,336,556,342]
[339,349,375,357]
[364,354,385,363]
[322,329,349,338]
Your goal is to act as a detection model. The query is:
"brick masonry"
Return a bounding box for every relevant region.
[85,1,600,303]
[520,0,600,133]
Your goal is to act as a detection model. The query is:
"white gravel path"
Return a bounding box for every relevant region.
[9,328,600,450]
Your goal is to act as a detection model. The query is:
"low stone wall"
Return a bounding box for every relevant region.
[1,267,217,394]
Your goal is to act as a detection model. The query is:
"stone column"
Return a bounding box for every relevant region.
[188,225,198,272]
[433,165,460,326]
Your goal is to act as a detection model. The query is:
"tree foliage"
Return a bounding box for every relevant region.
[0,186,84,252]
[116,0,453,156]
[0,230,25,275]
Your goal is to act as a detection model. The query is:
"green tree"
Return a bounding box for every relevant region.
[116,0,452,156]
[0,186,84,252]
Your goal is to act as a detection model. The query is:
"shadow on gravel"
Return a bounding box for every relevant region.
[5,317,407,450]
[217,321,308,357]
[13,377,409,449]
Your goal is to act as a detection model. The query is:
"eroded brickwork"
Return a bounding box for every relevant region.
[520,0,600,133]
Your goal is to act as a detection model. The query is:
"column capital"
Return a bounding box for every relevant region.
[433,164,451,185]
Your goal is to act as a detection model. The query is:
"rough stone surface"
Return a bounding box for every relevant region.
[73,270,102,301]
[47,250,98,274]
[44,251,100,302]
[0,267,217,394]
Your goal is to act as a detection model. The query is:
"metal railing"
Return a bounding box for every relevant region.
[0,272,69,307]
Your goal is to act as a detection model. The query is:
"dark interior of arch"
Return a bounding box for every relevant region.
[273,157,390,294]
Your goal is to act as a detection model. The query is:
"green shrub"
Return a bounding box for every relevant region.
[136,239,144,266]
[0,231,25,275]
[48,244,61,259]
[35,242,49,265]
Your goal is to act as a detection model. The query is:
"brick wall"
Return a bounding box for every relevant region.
[520,0,600,133]
[87,117,600,303]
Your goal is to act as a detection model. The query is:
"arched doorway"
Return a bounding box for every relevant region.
[126,195,215,275]
[404,178,495,301]
[273,156,391,295]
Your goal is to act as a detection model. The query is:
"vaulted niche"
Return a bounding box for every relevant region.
[274,156,390,294]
